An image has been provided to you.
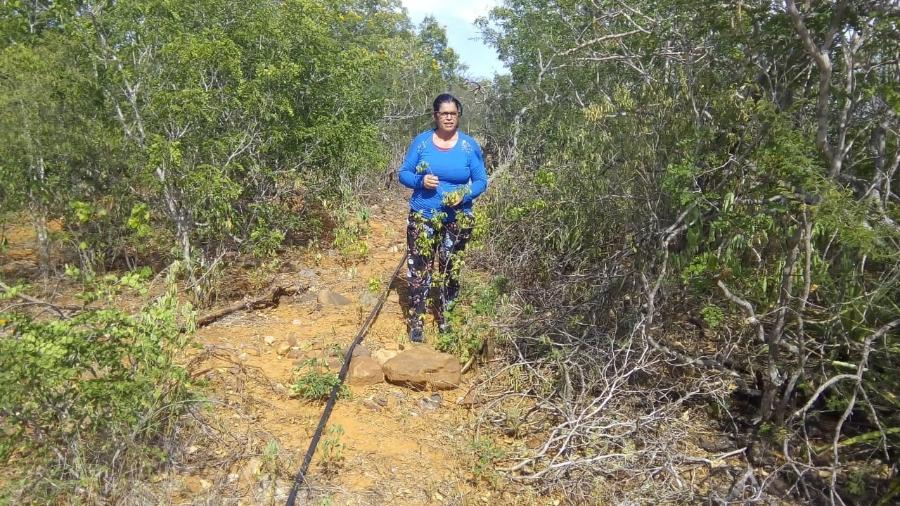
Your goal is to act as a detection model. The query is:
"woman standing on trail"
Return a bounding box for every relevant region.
[398,94,488,343]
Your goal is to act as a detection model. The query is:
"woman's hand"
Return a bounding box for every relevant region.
[423,174,439,190]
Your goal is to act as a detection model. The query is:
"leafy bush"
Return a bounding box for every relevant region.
[0,276,194,501]
[290,359,349,402]
[436,276,506,361]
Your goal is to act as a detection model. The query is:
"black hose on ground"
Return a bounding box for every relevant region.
[285,251,408,506]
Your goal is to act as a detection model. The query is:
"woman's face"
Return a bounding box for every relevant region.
[434,101,460,134]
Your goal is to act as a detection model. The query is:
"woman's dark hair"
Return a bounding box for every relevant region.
[432,93,463,116]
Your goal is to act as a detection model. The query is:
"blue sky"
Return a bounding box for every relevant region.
[400,0,507,80]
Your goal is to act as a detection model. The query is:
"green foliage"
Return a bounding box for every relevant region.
[0,275,194,500]
[320,424,346,471]
[476,0,900,500]
[469,437,505,486]
[367,276,383,293]
[330,195,371,261]
[700,304,725,330]
[0,0,453,275]
[290,359,348,402]
[436,276,506,361]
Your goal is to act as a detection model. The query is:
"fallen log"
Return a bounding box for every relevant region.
[197,281,309,328]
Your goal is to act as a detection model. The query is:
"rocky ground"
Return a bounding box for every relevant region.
[147,200,540,505]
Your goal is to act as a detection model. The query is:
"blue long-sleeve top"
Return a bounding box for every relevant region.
[398,129,488,220]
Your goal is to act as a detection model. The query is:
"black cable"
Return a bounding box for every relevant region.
[285,251,408,506]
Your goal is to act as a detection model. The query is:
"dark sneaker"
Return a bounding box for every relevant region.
[410,327,424,343]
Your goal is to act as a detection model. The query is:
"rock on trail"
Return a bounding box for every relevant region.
[382,347,462,390]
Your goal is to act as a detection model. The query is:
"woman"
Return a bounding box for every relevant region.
[398,94,488,343]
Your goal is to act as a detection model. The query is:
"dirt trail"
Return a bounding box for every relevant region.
[174,200,517,505]
[0,202,531,505]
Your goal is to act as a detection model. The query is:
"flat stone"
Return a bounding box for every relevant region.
[345,344,371,359]
[276,343,291,356]
[348,356,384,386]
[264,335,276,345]
[372,348,399,366]
[317,289,352,306]
[460,390,486,407]
[387,292,400,304]
[297,269,319,282]
[363,399,383,411]
[418,393,442,411]
[325,356,342,372]
[239,457,263,484]
[359,291,379,307]
[383,348,461,390]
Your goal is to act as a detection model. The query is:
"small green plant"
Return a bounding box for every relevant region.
[247,258,282,291]
[261,439,280,476]
[331,195,370,261]
[700,304,725,330]
[470,437,505,485]
[290,359,348,401]
[320,424,346,473]
[367,276,382,293]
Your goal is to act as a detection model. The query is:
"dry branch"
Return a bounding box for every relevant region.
[196,281,309,328]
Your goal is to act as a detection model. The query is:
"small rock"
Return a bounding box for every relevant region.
[359,291,379,307]
[348,356,383,386]
[372,348,399,366]
[287,348,304,359]
[362,399,383,412]
[264,335,277,346]
[240,457,262,483]
[317,289,351,306]
[387,292,400,304]
[297,269,318,280]
[698,435,733,453]
[291,319,302,326]
[238,352,249,361]
[325,356,342,372]
[418,393,442,411]
[389,245,399,254]
[373,396,388,407]
[345,344,372,358]
[460,390,486,407]
[383,348,462,390]
[277,343,291,356]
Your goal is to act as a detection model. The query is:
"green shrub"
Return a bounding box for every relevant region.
[0,276,194,501]
[436,276,506,361]
[290,359,349,401]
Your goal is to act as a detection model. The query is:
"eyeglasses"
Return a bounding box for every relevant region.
[436,111,459,118]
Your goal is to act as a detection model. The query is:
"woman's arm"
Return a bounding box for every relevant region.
[398,138,425,190]
[463,139,487,204]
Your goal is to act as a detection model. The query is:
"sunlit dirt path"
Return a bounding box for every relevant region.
[167,199,521,506]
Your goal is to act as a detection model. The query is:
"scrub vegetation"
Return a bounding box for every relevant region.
[1,0,898,504]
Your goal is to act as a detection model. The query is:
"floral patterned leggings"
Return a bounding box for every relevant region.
[405,211,474,331]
